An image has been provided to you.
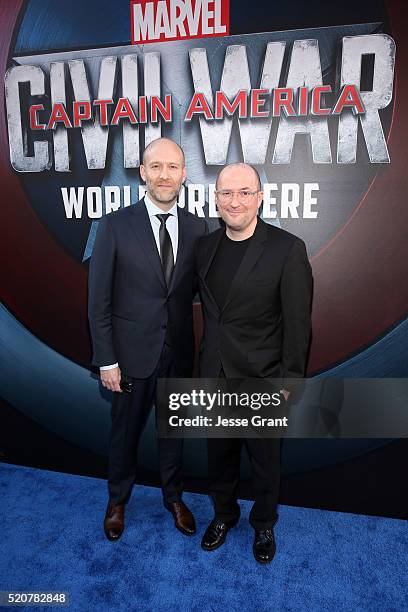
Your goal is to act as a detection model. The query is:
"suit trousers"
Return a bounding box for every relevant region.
[206,368,281,529]
[207,436,281,530]
[107,343,184,506]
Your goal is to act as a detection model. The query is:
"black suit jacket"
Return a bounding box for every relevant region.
[88,199,207,378]
[195,218,313,381]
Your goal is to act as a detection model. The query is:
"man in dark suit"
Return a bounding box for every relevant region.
[195,163,312,563]
[88,138,207,541]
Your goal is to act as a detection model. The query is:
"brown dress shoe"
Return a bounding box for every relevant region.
[165,501,196,535]
[104,502,125,541]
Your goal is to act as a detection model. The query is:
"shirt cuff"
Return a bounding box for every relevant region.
[100,363,119,370]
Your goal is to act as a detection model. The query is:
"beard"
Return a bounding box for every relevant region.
[148,182,182,205]
[153,187,179,202]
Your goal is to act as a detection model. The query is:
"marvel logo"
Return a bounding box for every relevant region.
[131,0,229,44]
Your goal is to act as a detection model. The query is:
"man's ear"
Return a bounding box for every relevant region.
[257,191,264,209]
[140,164,146,182]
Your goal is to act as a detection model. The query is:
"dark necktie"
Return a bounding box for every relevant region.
[156,213,174,286]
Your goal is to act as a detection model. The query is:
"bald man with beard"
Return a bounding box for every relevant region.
[89,138,207,541]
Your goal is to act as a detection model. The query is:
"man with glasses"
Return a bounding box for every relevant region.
[195,163,312,563]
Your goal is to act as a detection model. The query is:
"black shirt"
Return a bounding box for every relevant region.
[206,232,252,310]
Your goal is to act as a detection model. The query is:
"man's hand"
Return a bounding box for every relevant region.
[100,366,122,393]
[280,389,290,402]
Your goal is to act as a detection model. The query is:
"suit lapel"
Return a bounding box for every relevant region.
[221,218,268,313]
[201,228,224,313]
[202,229,224,279]
[128,199,166,289]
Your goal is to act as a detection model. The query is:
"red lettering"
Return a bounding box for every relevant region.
[139,96,147,123]
[73,101,92,127]
[215,90,247,119]
[298,87,308,116]
[150,95,172,122]
[250,89,269,118]
[93,99,113,126]
[185,93,213,121]
[47,103,72,129]
[273,88,295,117]
[111,97,138,125]
[29,104,46,130]
[311,85,332,115]
[332,85,365,115]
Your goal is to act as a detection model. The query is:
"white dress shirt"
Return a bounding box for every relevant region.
[100,194,179,371]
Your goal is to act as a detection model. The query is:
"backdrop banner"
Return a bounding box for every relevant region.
[1,0,407,518]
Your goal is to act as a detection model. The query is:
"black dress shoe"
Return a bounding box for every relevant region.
[164,501,196,535]
[253,528,276,563]
[104,502,125,541]
[201,519,238,551]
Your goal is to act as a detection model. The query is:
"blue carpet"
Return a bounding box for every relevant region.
[0,462,407,612]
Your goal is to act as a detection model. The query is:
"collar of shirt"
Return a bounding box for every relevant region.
[144,192,179,219]
[144,191,179,262]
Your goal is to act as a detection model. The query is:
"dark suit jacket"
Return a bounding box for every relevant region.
[195,218,313,382]
[88,199,207,378]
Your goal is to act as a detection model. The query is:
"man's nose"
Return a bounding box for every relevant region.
[230,193,242,205]
[159,166,170,178]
